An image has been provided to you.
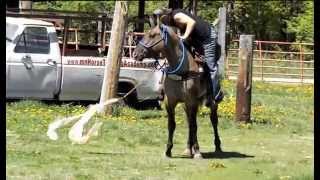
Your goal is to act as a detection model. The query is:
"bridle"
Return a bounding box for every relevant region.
[138,36,164,49]
[137,25,186,75]
[137,36,166,70]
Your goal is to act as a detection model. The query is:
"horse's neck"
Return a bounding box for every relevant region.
[162,36,198,72]
[163,39,180,66]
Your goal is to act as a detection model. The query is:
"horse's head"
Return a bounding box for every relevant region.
[133,25,172,61]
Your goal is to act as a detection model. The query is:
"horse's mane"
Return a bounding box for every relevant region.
[158,25,194,57]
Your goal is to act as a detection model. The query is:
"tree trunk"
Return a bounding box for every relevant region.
[169,0,184,9]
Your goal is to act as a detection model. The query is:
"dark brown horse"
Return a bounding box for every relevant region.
[133,25,222,158]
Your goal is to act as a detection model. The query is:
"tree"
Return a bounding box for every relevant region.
[286,1,313,42]
[32,0,314,43]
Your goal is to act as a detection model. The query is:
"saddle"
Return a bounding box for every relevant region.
[182,42,205,70]
[183,41,221,70]
[164,40,220,81]
[165,43,205,81]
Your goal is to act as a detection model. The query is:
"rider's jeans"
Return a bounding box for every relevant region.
[202,26,222,102]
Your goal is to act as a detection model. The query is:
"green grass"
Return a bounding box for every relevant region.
[6,80,314,180]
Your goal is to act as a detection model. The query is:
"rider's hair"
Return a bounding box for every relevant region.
[153,8,172,16]
[154,8,174,26]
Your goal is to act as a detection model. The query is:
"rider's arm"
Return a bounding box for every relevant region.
[173,12,196,40]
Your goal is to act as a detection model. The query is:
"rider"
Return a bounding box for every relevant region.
[153,8,224,104]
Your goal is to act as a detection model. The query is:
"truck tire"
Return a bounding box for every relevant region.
[117,82,138,108]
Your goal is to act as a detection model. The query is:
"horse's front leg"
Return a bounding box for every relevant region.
[164,97,177,158]
[184,103,202,159]
[210,103,222,152]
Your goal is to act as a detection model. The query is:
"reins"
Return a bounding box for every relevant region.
[138,25,187,75]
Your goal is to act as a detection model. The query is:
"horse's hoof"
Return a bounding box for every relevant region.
[182,148,193,157]
[165,151,172,158]
[193,153,203,159]
[215,148,222,153]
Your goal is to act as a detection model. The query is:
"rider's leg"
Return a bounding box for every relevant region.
[202,27,224,104]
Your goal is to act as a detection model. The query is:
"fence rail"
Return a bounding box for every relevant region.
[60,27,314,84]
[226,40,314,84]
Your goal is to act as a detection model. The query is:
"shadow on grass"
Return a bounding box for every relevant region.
[169,151,254,159]
[85,151,254,159]
[201,151,255,159]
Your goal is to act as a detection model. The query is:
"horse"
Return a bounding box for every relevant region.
[133,24,222,159]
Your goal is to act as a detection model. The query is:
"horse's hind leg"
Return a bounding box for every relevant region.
[165,98,177,158]
[210,103,222,152]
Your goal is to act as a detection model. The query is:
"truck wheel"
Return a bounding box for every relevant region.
[117,82,138,108]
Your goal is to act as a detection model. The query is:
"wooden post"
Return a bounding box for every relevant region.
[62,18,70,56]
[137,0,145,32]
[217,7,227,78]
[101,19,106,50]
[99,1,128,115]
[235,35,254,123]
[75,29,79,51]
[259,41,263,81]
[169,0,183,9]
[19,0,32,10]
[97,17,102,45]
[191,0,197,16]
[300,44,304,84]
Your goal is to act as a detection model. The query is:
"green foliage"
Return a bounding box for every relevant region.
[197,1,223,23]
[33,1,115,13]
[32,1,313,43]
[286,1,314,42]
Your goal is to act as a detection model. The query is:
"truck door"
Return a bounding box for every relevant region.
[6,26,61,99]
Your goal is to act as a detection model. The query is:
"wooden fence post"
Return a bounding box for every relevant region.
[217,7,227,78]
[62,18,70,56]
[191,0,197,16]
[20,0,32,10]
[101,19,106,50]
[235,35,254,123]
[99,1,128,115]
[137,0,145,32]
[300,44,304,84]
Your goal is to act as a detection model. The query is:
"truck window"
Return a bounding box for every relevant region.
[14,26,50,54]
[6,22,18,41]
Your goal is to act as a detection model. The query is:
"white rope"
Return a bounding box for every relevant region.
[47,85,139,144]
[47,114,82,141]
[68,98,119,144]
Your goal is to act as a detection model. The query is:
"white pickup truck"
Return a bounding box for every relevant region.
[6,17,163,106]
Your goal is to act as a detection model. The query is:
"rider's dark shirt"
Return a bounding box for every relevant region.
[171,9,211,48]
